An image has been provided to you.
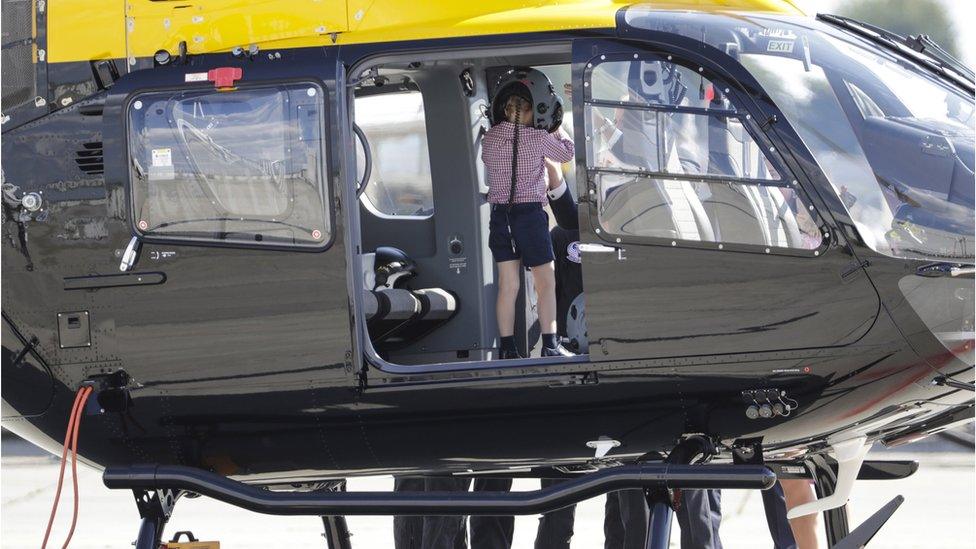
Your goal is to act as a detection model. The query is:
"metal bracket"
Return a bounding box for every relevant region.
[133,488,180,519]
[132,488,182,549]
[932,375,976,392]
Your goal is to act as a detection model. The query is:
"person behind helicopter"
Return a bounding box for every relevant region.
[482,67,575,359]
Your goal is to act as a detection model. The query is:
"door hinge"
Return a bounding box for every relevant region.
[356,367,368,394]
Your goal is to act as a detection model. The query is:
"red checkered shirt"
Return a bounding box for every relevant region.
[482,122,575,204]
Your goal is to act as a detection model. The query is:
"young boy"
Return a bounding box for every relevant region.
[482,85,575,359]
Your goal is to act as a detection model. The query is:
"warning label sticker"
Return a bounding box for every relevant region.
[449,257,467,274]
[151,148,172,167]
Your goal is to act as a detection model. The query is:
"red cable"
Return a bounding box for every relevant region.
[62,387,91,548]
[41,386,91,549]
[41,388,84,548]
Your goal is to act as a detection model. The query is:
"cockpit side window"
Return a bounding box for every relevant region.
[354,83,435,219]
[583,54,823,251]
[126,83,331,248]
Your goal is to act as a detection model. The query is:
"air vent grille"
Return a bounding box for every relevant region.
[75,142,104,175]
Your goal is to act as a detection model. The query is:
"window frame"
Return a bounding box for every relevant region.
[124,78,335,252]
[581,51,829,257]
[353,81,436,221]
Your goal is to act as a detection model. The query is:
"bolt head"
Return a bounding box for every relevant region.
[21,193,41,211]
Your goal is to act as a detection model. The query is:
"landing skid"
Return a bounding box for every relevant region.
[107,459,774,547]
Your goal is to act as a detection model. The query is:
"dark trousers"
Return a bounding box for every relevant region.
[604,489,649,549]
[675,490,724,549]
[394,477,471,549]
[760,482,798,549]
[604,489,724,549]
[470,478,515,549]
[535,478,576,549]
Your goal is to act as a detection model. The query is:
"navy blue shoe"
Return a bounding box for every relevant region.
[499,348,524,360]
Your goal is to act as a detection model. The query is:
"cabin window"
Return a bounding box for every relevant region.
[1,0,37,113]
[355,88,434,218]
[583,54,822,251]
[127,83,330,248]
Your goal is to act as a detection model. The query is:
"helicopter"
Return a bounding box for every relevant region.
[1,0,973,547]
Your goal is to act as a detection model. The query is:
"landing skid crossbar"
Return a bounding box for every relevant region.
[103,463,775,516]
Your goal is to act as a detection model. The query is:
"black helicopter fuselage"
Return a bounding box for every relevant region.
[2,18,973,484]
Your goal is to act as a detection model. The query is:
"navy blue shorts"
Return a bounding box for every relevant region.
[488,203,555,268]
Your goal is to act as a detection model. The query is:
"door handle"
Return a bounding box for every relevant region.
[119,236,141,272]
[578,242,626,261]
[578,243,616,253]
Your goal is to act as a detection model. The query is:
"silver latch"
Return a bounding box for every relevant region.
[119,236,141,272]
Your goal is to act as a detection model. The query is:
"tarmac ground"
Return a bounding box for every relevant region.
[1,436,973,548]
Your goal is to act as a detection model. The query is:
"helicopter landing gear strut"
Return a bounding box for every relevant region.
[807,453,851,545]
[642,435,720,549]
[132,488,182,549]
[321,515,352,549]
[643,489,674,549]
[320,480,352,549]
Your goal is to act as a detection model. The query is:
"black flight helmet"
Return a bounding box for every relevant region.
[489,67,563,132]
